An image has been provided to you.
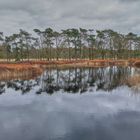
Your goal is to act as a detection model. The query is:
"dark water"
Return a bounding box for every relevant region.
[0,66,140,140]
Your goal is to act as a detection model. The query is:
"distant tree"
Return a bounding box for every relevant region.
[125,32,137,58]
[87,29,95,59]
[4,36,12,61]
[96,30,106,59]
[70,28,79,60]
[43,28,54,60]
[62,29,72,60]
[79,28,88,59]
[20,29,32,61]
[0,32,3,43]
[34,29,44,60]
[53,31,62,60]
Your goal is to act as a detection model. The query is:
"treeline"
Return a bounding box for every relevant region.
[0,28,140,61]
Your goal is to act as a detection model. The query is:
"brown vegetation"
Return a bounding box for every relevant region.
[134,61,140,67]
[127,75,140,87]
[0,62,43,81]
[0,59,140,70]
[126,75,140,92]
[0,63,42,73]
[0,59,139,81]
[23,59,140,68]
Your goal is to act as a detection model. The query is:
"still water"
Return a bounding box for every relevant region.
[0,66,140,140]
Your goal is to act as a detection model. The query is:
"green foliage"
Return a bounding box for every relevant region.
[0,28,140,61]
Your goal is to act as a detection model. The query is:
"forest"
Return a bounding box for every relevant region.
[0,28,140,61]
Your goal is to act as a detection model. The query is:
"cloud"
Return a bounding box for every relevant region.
[0,0,140,35]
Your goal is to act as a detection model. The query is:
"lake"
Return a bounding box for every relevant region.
[0,66,140,140]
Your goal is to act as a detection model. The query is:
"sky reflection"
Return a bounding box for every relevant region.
[0,67,140,140]
[0,86,140,140]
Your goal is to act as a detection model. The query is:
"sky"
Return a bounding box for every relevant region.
[0,0,140,35]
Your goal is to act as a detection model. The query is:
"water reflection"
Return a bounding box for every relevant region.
[0,67,140,140]
[0,87,140,140]
[0,66,139,95]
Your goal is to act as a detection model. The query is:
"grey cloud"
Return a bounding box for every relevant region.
[119,0,140,2]
[0,0,140,35]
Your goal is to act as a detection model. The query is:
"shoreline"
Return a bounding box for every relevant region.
[0,59,139,81]
[0,59,140,70]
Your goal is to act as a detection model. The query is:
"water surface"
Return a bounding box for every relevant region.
[0,66,140,140]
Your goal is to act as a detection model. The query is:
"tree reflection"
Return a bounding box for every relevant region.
[36,66,133,95]
[0,66,136,95]
[0,82,5,94]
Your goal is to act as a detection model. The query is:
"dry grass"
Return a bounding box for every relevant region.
[0,63,42,72]
[127,75,140,87]
[0,59,139,81]
[0,63,43,81]
[0,59,140,71]
[0,70,41,81]
[126,75,140,92]
[134,61,140,67]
